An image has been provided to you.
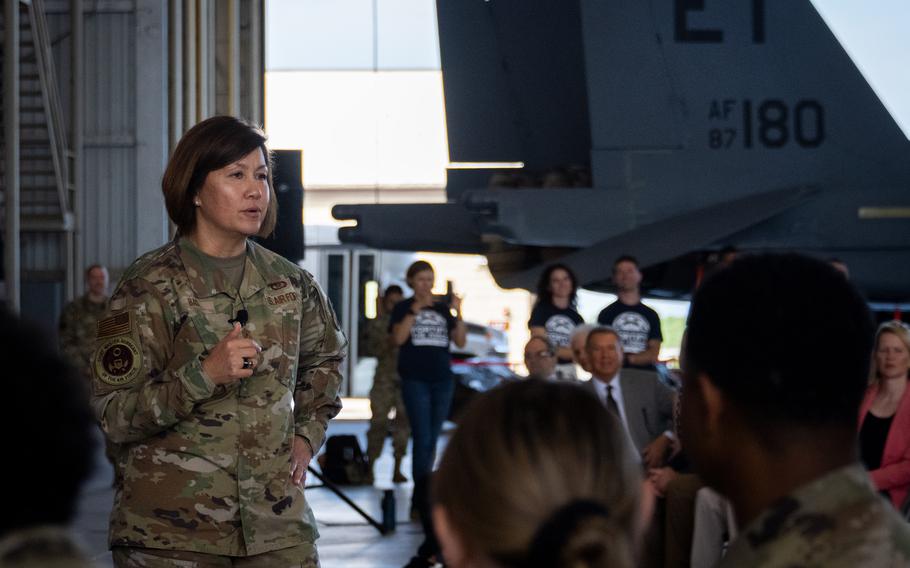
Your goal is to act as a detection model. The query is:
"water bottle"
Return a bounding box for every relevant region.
[381,489,396,533]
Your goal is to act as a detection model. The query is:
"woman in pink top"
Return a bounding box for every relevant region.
[858,320,910,510]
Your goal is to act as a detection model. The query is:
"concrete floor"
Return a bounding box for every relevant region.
[73,418,436,568]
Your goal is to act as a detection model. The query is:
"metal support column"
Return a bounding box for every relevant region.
[227,0,240,116]
[169,0,183,150]
[183,0,197,124]
[69,0,83,300]
[4,0,21,312]
[248,0,263,125]
[196,0,210,120]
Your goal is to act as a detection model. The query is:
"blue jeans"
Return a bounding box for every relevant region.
[400,377,455,480]
[401,376,454,559]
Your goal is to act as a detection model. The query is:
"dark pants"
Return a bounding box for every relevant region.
[400,376,455,559]
[400,377,455,480]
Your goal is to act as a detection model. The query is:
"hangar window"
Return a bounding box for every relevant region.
[265,0,449,190]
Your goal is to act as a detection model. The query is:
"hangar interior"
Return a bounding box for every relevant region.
[1,0,265,334]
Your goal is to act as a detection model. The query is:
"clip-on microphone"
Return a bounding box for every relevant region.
[228,309,249,327]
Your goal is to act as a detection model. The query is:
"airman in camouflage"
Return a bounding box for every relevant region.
[364,286,410,483]
[0,527,95,568]
[719,464,910,567]
[680,254,910,568]
[3,307,99,568]
[91,236,345,560]
[58,264,109,380]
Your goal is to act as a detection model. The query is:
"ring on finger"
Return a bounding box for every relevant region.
[242,357,253,370]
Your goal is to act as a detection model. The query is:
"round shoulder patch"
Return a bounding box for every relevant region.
[94,336,142,386]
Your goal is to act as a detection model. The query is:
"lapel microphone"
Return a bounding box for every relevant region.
[229,309,249,327]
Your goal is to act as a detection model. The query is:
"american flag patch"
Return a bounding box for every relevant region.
[97,312,131,339]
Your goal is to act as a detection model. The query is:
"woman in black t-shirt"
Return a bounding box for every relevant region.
[391,260,466,567]
[529,263,584,380]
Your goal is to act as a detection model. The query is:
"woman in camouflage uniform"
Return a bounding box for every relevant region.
[91,116,346,567]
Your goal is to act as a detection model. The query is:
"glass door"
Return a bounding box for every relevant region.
[350,250,377,397]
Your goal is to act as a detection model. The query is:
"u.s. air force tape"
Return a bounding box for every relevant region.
[94,312,142,386]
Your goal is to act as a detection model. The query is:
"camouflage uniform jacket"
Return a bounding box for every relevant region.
[365,314,398,381]
[91,237,346,556]
[719,464,910,567]
[0,525,94,568]
[58,293,108,379]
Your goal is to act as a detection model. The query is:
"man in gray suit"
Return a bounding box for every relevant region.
[585,326,675,468]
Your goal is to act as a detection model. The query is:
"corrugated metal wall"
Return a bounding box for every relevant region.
[83,10,138,275]
[15,0,264,332]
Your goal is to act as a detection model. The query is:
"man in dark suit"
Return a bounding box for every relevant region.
[585,326,675,468]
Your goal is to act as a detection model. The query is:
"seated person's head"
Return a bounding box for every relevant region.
[828,257,850,278]
[570,324,595,372]
[680,254,873,493]
[524,336,556,380]
[1,309,96,537]
[585,327,623,381]
[434,380,647,568]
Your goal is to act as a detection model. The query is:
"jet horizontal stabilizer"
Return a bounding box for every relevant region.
[495,186,819,290]
[332,203,484,254]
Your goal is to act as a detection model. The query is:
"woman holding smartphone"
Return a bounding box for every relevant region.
[390,260,466,567]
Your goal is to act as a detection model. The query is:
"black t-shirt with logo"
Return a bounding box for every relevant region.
[528,303,585,364]
[596,300,662,369]
[390,298,456,382]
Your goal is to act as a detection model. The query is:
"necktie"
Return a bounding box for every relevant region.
[606,384,621,418]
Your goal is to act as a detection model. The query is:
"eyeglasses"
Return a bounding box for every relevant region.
[525,350,555,359]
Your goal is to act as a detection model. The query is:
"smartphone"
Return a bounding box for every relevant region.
[444,280,454,306]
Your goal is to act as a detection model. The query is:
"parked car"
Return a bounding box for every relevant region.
[452,321,509,359]
[449,356,521,422]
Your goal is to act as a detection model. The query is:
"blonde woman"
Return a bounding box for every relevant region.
[859,320,910,511]
[433,380,652,568]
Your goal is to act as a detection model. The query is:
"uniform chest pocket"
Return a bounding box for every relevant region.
[254,298,302,389]
[184,300,235,356]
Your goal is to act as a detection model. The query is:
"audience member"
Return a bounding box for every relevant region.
[0,309,97,567]
[570,323,596,376]
[523,336,557,380]
[364,285,410,484]
[597,255,662,370]
[58,264,110,381]
[541,167,570,188]
[859,320,910,511]
[585,327,675,468]
[645,398,704,568]
[829,257,850,278]
[433,379,649,568]
[392,260,467,568]
[529,263,585,380]
[689,488,736,568]
[717,246,738,266]
[644,363,702,568]
[681,253,910,567]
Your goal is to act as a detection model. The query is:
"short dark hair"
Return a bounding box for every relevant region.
[162,115,277,237]
[85,264,107,278]
[2,309,96,536]
[685,253,874,433]
[613,255,639,271]
[534,263,579,308]
[406,260,434,281]
[384,284,404,296]
[525,335,555,355]
[585,326,621,351]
